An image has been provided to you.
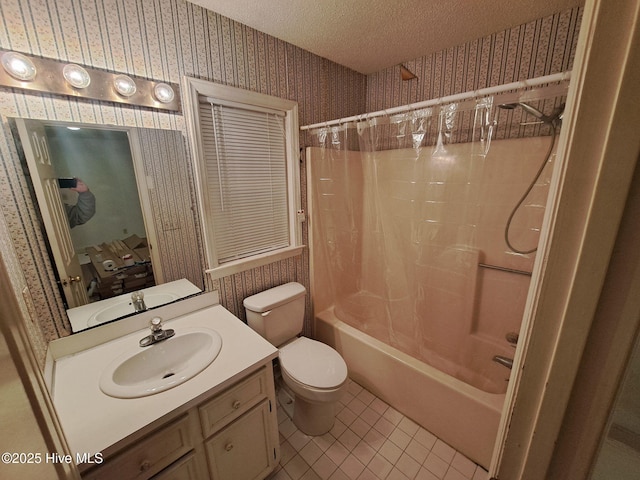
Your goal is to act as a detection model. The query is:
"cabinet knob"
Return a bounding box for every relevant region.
[139,460,151,472]
[225,442,234,452]
[232,400,241,409]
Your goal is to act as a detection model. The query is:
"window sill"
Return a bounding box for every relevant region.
[205,245,305,280]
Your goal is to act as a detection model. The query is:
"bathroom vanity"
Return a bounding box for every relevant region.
[47,293,280,479]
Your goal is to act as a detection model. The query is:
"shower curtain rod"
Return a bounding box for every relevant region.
[300,71,571,131]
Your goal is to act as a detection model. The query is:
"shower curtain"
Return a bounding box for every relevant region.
[309,96,560,393]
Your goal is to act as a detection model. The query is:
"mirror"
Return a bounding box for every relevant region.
[10,117,205,333]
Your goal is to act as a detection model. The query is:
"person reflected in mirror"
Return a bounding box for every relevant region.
[63,178,96,228]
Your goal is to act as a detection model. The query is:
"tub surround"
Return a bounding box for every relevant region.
[49,293,278,474]
[307,137,555,395]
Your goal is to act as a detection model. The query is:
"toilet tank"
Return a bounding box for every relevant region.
[243,282,306,347]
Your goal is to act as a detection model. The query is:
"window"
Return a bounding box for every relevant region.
[183,77,303,278]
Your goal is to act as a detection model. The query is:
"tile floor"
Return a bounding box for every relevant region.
[268,379,490,480]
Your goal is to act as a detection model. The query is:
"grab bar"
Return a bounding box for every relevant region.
[478,263,532,276]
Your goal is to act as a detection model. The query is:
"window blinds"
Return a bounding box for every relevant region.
[199,98,289,264]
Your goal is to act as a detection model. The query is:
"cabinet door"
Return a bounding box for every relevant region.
[205,401,276,480]
[151,449,208,480]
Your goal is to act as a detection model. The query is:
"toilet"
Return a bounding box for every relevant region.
[243,282,348,435]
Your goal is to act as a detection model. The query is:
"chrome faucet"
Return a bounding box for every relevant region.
[131,291,147,312]
[139,317,175,347]
[493,355,513,369]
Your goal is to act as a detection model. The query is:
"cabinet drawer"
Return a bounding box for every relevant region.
[83,414,194,480]
[199,367,269,437]
[204,401,276,480]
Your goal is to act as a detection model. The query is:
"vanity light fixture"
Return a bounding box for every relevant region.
[1,51,37,81]
[63,63,91,89]
[113,74,137,97]
[153,83,175,104]
[0,49,180,112]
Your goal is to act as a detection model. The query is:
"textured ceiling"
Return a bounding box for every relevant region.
[188,0,584,74]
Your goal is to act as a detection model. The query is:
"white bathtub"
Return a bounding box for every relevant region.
[314,307,504,468]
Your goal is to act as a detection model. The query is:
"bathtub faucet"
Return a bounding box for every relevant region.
[493,355,513,369]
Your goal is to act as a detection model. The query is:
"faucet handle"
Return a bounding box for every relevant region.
[150,317,163,331]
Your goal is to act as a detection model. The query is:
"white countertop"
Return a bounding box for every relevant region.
[52,303,278,458]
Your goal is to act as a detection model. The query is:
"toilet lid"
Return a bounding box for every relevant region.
[279,337,348,389]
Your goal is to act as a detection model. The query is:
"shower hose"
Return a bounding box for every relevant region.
[504,123,558,254]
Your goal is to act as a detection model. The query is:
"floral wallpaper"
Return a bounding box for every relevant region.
[0,0,365,367]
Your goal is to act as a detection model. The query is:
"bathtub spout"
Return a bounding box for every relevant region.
[493,355,513,369]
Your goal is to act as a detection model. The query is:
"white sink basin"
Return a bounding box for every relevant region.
[99,327,222,398]
[87,293,180,327]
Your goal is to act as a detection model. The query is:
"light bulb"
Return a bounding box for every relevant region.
[63,64,91,89]
[1,52,37,81]
[153,83,175,103]
[113,74,137,97]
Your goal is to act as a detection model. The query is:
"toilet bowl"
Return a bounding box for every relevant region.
[243,282,348,435]
[279,336,348,435]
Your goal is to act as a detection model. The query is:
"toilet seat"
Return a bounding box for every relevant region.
[279,337,348,389]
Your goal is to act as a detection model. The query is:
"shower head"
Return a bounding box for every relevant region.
[499,102,564,125]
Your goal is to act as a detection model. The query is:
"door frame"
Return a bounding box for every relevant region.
[0,239,80,479]
[491,0,640,477]
[14,119,164,306]
[15,118,89,308]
